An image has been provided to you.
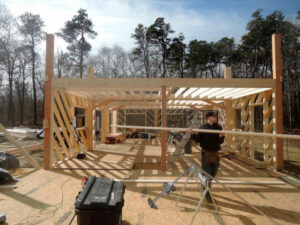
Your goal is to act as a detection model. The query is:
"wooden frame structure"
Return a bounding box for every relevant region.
[43,33,284,171]
[0,123,40,169]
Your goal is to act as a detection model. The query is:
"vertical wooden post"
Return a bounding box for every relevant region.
[240,97,249,155]
[85,98,94,151]
[70,104,75,153]
[112,110,117,133]
[224,67,232,79]
[272,33,283,171]
[249,105,255,158]
[263,92,270,163]
[116,110,119,133]
[231,106,237,150]
[161,86,167,171]
[85,67,95,151]
[87,66,94,79]
[124,109,127,137]
[154,109,158,127]
[224,100,232,148]
[93,107,96,148]
[101,107,109,143]
[43,34,54,170]
[224,67,232,148]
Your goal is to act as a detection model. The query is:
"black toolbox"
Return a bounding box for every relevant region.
[75,176,125,225]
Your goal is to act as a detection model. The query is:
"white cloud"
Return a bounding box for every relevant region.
[2,0,246,53]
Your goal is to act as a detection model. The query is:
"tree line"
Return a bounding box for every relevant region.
[0,3,299,129]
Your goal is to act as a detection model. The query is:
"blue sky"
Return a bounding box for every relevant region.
[1,0,299,52]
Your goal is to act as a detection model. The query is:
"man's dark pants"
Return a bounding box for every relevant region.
[201,151,220,187]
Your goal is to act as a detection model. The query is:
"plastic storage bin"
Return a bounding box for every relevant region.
[75,176,125,225]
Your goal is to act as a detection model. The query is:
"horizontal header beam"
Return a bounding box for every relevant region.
[53,78,275,89]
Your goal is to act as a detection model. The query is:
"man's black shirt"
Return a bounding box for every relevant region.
[191,123,225,152]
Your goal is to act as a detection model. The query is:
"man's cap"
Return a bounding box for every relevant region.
[206,111,218,118]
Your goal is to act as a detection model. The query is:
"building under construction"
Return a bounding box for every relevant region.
[0,34,299,225]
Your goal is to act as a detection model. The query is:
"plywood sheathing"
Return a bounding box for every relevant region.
[1,140,300,225]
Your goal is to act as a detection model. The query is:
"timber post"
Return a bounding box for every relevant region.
[161,85,167,171]
[43,34,54,170]
[272,33,284,171]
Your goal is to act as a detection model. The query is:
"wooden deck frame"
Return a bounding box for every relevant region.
[43,34,285,171]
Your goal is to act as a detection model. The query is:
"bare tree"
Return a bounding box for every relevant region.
[18,12,45,126]
[0,5,20,125]
[15,45,30,124]
[91,45,129,78]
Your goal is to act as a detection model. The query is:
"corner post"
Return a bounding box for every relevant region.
[43,34,54,170]
[272,33,283,171]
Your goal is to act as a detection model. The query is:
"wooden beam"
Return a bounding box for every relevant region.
[263,91,272,164]
[161,85,167,171]
[255,92,264,103]
[224,99,234,149]
[76,128,88,149]
[54,90,81,154]
[272,33,283,171]
[53,104,75,157]
[249,102,263,107]
[101,106,109,143]
[154,109,158,127]
[112,110,117,134]
[53,78,276,89]
[233,99,239,109]
[43,34,54,170]
[201,99,226,109]
[59,91,74,121]
[109,105,124,112]
[91,95,245,101]
[2,144,43,156]
[249,99,255,158]
[188,105,203,111]
[166,87,175,98]
[53,123,70,158]
[264,102,273,119]
[0,123,41,169]
[93,99,116,109]
[68,96,76,153]
[85,98,94,151]
[263,90,273,103]
[87,66,94,79]
[112,124,300,140]
[224,67,232,79]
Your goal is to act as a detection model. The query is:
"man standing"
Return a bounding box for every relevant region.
[189,111,225,202]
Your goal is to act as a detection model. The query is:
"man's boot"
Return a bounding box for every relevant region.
[205,180,213,203]
[205,192,213,203]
